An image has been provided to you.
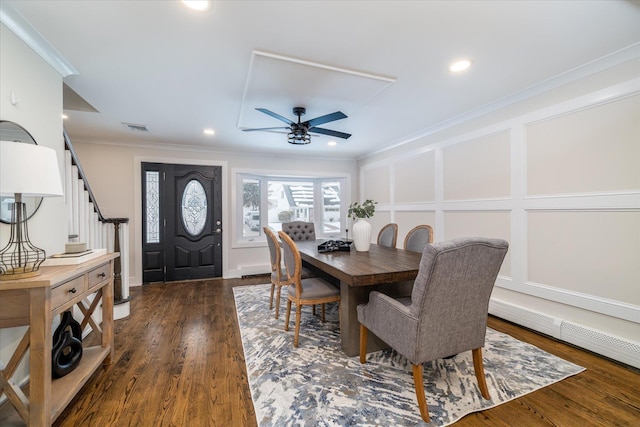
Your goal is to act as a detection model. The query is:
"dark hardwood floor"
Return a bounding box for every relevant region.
[1,277,638,426]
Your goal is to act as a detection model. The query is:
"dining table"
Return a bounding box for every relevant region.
[294,240,423,356]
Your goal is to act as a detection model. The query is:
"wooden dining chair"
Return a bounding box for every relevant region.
[278,231,340,347]
[264,227,317,319]
[377,223,398,248]
[358,237,509,422]
[264,227,291,319]
[403,224,434,253]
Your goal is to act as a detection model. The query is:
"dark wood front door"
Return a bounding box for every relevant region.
[142,163,222,283]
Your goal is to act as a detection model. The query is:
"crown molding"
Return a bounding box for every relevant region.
[365,42,640,160]
[0,1,78,77]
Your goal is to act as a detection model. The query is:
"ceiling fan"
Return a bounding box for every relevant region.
[242,107,351,145]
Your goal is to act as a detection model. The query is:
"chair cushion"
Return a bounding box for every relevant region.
[288,277,339,300]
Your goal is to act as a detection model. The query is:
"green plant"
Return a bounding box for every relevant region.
[348,199,377,221]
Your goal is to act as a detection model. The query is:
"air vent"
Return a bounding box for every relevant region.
[122,122,149,132]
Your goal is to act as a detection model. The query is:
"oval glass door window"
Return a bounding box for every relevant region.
[181,180,207,236]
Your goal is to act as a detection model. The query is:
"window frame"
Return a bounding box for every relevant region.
[234,170,350,247]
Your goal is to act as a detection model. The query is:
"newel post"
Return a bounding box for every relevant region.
[104,218,129,303]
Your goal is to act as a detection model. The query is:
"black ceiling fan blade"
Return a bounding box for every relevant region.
[304,111,347,127]
[308,127,352,139]
[242,127,291,132]
[255,108,294,125]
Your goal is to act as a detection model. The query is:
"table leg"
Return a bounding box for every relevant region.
[339,282,397,357]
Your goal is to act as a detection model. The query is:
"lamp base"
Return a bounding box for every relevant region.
[0,200,47,280]
[0,268,41,281]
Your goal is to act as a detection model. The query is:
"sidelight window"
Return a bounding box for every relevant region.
[145,171,160,243]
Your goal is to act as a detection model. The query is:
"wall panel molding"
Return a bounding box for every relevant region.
[357,73,640,364]
[495,277,640,324]
[524,190,640,210]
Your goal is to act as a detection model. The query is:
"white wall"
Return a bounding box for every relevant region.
[70,141,358,285]
[358,58,640,367]
[0,22,67,396]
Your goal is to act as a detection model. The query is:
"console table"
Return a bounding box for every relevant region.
[0,253,118,426]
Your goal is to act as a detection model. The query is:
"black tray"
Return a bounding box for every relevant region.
[318,240,352,253]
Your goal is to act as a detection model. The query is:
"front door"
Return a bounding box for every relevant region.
[142,163,222,283]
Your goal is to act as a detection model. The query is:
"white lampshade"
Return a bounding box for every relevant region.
[0,140,64,197]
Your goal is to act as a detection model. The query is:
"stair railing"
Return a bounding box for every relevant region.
[63,129,130,307]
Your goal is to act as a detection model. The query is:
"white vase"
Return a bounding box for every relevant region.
[352,218,372,252]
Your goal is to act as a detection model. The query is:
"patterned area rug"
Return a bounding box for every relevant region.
[234,284,585,426]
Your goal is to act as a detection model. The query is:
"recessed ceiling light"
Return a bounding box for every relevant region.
[203,128,215,135]
[450,59,472,73]
[183,1,210,11]
[62,114,68,119]
[328,141,337,147]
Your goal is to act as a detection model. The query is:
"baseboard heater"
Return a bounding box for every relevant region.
[489,299,640,369]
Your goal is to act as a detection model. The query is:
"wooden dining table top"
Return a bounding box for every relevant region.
[294,240,422,286]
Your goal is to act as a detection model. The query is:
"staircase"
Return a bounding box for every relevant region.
[63,129,130,319]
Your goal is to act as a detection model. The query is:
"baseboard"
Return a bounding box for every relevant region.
[489,299,562,338]
[489,299,640,369]
[235,264,270,278]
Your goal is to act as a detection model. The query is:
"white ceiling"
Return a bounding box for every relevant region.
[4,0,640,159]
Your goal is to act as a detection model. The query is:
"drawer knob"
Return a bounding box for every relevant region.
[98,272,106,278]
[69,288,77,294]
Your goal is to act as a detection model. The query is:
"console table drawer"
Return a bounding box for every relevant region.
[88,263,111,288]
[51,276,86,310]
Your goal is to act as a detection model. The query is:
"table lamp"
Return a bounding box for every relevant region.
[0,140,64,280]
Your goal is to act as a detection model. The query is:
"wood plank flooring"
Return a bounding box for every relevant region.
[1,277,638,426]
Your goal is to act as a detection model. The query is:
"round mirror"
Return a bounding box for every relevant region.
[0,121,44,224]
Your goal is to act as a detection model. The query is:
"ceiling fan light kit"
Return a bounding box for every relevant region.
[288,132,311,145]
[288,107,310,145]
[244,106,351,145]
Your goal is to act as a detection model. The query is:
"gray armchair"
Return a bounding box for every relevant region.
[282,221,316,241]
[357,237,508,422]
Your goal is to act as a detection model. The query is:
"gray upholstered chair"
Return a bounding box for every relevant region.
[403,224,433,252]
[357,237,509,422]
[278,231,340,347]
[282,221,316,241]
[376,223,398,248]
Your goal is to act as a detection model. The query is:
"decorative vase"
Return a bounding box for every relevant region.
[52,310,83,378]
[352,218,372,252]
